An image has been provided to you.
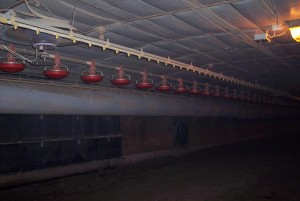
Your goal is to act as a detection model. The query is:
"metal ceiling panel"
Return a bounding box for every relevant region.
[212,49,248,61]
[273,0,300,21]
[215,34,251,49]
[98,32,145,48]
[241,48,270,60]
[75,0,137,21]
[173,10,222,33]
[196,0,225,5]
[128,19,181,39]
[268,46,291,57]
[55,46,114,61]
[175,53,218,67]
[62,0,130,22]
[102,0,164,17]
[153,41,194,55]
[282,57,300,67]
[232,0,277,27]
[143,0,189,12]
[193,36,232,50]
[41,1,115,27]
[282,44,300,55]
[107,23,161,43]
[204,62,233,74]
[0,1,16,9]
[148,14,204,36]
[176,38,210,51]
[143,44,179,58]
[210,4,258,30]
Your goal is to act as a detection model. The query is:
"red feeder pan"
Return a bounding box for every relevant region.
[111,78,131,86]
[213,93,221,97]
[156,85,172,92]
[223,94,231,99]
[202,83,211,96]
[202,91,211,96]
[174,87,188,93]
[0,62,25,73]
[136,82,153,90]
[188,89,201,95]
[81,74,103,83]
[44,68,69,79]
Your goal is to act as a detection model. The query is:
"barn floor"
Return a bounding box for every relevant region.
[1,135,299,201]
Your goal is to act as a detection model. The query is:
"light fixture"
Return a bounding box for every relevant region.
[289,26,300,42]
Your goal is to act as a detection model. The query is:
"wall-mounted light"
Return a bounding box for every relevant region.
[289,26,300,42]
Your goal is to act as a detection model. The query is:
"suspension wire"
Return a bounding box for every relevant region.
[0,45,38,63]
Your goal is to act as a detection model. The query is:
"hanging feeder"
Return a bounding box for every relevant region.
[246,91,252,101]
[252,93,257,102]
[81,60,103,83]
[111,66,131,86]
[239,90,245,100]
[0,44,25,73]
[223,87,231,99]
[213,85,221,97]
[174,78,188,93]
[44,53,68,79]
[232,89,238,99]
[156,75,172,92]
[202,83,211,96]
[135,70,153,90]
[188,80,201,95]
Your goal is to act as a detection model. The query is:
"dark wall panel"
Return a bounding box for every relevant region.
[121,116,174,155]
[0,114,121,174]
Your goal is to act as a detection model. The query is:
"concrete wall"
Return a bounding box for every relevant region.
[121,116,173,155]
[121,116,300,155]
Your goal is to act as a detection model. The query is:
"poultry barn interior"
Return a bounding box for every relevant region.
[0,0,300,200]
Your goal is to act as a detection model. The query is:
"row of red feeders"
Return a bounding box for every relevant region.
[156,75,172,92]
[81,60,103,83]
[44,53,69,79]
[135,70,153,89]
[0,45,280,103]
[0,44,25,73]
[111,66,131,86]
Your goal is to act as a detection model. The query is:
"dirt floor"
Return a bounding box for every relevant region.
[0,135,299,201]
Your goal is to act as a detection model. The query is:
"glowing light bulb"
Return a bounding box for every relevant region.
[289,26,300,42]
